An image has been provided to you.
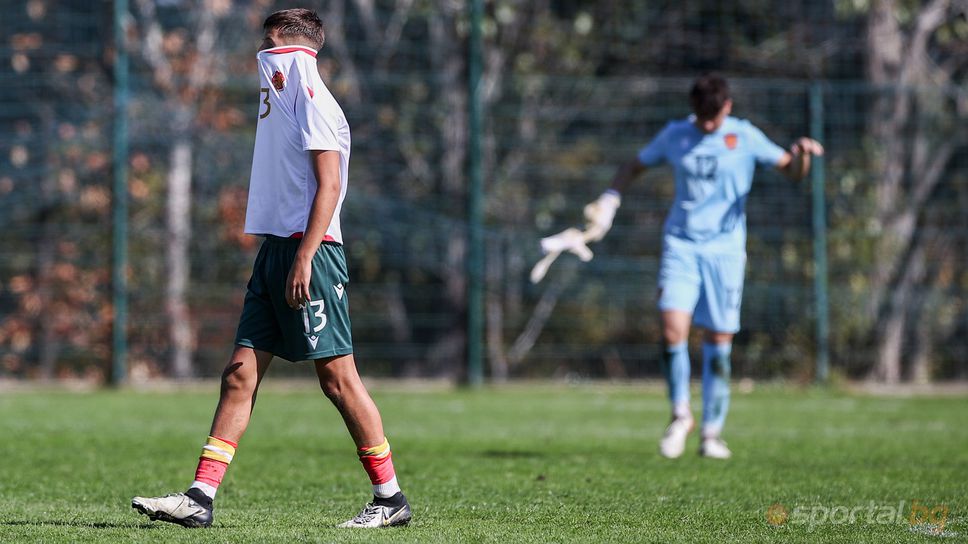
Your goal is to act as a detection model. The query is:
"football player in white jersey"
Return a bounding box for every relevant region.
[132,9,410,529]
[585,74,823,459]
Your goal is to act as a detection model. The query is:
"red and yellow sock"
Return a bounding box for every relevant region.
[358,437,401,498]
[189,435,237,500]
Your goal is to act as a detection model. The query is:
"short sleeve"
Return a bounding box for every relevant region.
[745,123,787,166]
[636,123,673,167]
[293,66,341,152]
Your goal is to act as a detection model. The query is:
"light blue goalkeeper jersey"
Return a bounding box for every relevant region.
[637,116,786,250]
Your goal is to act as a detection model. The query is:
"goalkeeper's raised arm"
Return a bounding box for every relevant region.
[776,136,825,181]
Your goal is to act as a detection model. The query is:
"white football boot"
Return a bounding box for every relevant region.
[699,437,733,459]
[659,416,695,459]
[131,490,213,528]
[338,492,412,528]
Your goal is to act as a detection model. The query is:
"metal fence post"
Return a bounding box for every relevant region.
[111,0,129,386]
[466,0,485,386]
[809,82,830,383]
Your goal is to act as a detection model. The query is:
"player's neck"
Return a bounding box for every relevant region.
[694,119,725,134]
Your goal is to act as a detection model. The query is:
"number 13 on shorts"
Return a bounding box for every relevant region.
[302,299,328,334]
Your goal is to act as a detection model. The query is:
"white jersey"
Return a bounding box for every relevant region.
[244,45,350,244]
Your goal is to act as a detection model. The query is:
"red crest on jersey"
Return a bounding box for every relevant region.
[307,86,314,98]
[724,133,738,150]
[271,71,285,91]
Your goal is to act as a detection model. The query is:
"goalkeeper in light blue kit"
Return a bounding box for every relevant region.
[585,74,823,459]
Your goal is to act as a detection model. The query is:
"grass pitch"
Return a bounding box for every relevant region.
[0,382,964,543]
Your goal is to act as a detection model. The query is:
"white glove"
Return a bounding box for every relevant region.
[531,227,595,284]
[583,190,621,242]
[530,190,620,284]
[540,228,594,261]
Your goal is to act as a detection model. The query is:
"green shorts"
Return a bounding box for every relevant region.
[235,235,353,362]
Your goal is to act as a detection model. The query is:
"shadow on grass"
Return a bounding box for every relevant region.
[1,519,159,529]
[0,519,244,529]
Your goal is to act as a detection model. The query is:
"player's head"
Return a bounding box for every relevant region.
[690,73,732,133]
[261,9,325,51]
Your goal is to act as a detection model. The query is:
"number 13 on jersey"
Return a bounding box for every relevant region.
[259,88,271,119]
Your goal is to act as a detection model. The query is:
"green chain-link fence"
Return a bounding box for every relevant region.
[1,0,966,382]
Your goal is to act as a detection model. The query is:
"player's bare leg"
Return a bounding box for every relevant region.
[700,331,733,459]
[659,308,695,458]
[315,354,385,447]
[662,309,692,345]
[209,347,274,443]
[315,354,411,528]
[132,347,273,528]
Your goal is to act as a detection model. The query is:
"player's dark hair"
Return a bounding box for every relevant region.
[689,74,730,120]
[263,9,325,49]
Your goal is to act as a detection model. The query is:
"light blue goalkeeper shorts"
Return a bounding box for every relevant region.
[657,236,747,334]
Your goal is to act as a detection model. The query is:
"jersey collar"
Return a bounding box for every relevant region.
[260,45,318,58]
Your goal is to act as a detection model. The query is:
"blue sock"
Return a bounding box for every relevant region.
[662,342,690,414]
[701,342,731,437]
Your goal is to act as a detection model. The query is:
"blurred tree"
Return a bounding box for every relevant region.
[858,0,968,382]
[130,0,232,378]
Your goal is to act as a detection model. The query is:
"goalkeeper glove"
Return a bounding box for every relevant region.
[583,189,621,242]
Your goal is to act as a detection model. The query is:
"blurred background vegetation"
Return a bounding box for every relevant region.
[1,0,966,383]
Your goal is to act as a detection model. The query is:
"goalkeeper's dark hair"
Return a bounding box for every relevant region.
[689,74,731,120]
[264,9,325,49]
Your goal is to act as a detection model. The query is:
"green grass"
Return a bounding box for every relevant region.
[0,382,965,543]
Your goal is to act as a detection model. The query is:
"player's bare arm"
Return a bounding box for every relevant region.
[776,137,824,181]
[609,158,648,194]
[587,158,650,236]
[585,158,647,238]
[286,150,342,309]
[588,159,647,234]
